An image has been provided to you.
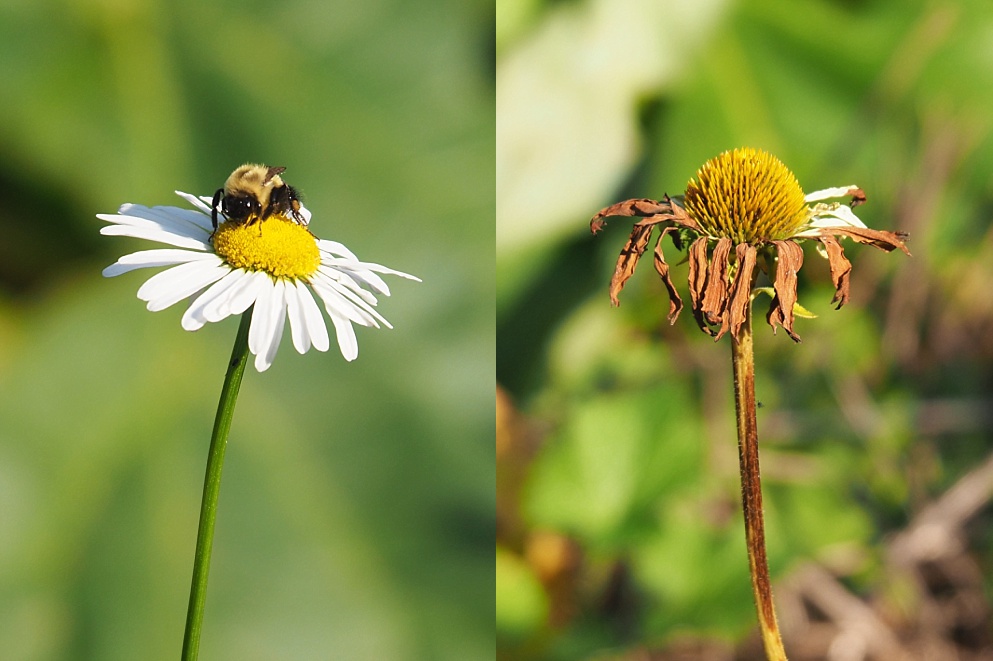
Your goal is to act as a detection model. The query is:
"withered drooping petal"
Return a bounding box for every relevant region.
[724,243,758,341]
[766,240,803,342]
[687,236,715,336]
[849,188,867,208]
[608,223,654,306]
[590,198,673,234]
[652,227,683,324]
[819,226,911,256]
[701,238,733,326]
[818,235,852,309]
[667,196,703,232]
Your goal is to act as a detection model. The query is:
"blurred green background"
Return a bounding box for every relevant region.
[0,0,493,660]
[498,0,993,658]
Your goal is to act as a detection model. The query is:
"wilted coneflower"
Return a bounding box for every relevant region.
[590,147,909,661]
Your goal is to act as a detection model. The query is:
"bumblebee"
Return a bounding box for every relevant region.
[211,164,306,229]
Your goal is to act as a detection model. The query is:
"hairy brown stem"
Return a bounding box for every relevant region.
[732,308,788,661]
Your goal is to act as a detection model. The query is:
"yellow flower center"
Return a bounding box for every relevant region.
[683,147,809,244]
[212,216,320,279]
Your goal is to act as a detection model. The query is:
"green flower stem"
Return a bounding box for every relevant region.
[731,305,788,661]
[181,309,253,661]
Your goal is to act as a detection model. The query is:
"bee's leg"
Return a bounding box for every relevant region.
[246,216,264,237]
[290,199,305,225]
[211,189,224,230]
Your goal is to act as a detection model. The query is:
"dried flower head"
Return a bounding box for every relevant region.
[591,147,910,341]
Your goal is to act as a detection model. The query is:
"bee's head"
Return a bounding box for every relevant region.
[221,164,287,223]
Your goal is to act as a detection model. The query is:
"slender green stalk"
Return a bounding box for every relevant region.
[731,305,788,661]
[181,309,253,661]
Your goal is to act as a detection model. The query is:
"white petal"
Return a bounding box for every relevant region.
[310,274,390,328]
[102,249,217,277]
[219,270,270,320]
[255,279,287,371]
[316,265,381,305]
[316,240,360,260]
[310,274,379,326]
[317,246,420,279]
[201,270,251,322]
[284,281,311,354]
[100,224,211,251]
[804,186,860,203]
[181,269,246,330]
[329,311,358,361]
[319,256,421,296]
[100,203,213,239]
[344,261,421,282]
[254,351,272,372]
[130,202,214,232]
[249,279,286,371]
[323,262,393,297]
[174,191,217,219]
[315,241,420,302]
[810,204,867,228]
[248,279,275,357]
[298,282,330,352]
[320,271,392,324]
[137,260,230,312]
[198,270,252,323]
[320,265,380,301]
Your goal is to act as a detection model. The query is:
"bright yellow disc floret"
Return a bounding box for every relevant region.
[212,215,320,279]
[683,148,809,244]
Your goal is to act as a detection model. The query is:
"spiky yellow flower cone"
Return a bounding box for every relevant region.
[684,148,809,244]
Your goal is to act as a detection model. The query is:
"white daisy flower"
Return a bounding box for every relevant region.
[100,191,420,371]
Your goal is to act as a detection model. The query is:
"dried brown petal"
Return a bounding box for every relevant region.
[687,236,715,336]
[849,188,867,208]
[701,238,733,325]
[652,227,683,324]
[818,235,852,309]
[820,226,911,255]
[590,198,673,234]
[667,196,703,232]
[725,243,758,341]
[766,240,803,342]
[607,223,654,306]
